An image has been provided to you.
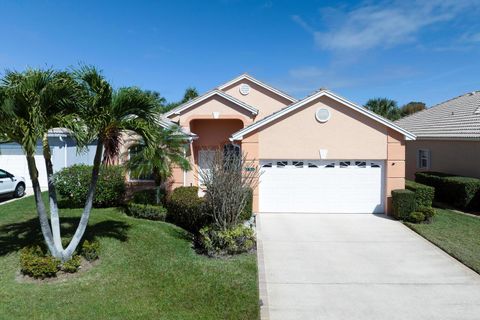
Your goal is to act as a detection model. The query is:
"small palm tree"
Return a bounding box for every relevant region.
[364,98,400,121]
[126,125,191,204]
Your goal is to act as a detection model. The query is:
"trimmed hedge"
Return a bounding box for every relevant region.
[406,180,434,208]
[392,189,416,220]
[126,203,167,221]
[415,172,480,210]
[54,164,126,208]
[165,187,210,233]
[131,189,158,205]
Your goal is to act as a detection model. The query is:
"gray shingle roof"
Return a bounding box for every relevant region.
[395,91,480,139]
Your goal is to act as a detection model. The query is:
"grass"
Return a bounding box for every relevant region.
[0,194,259,319]
[405,208,480,274]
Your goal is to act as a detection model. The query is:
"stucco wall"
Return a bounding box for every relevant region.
[256,96,388,159]
[406,140,480,179]
[168,95,255,128]
[222,79,293,120]
[386,129,406,215]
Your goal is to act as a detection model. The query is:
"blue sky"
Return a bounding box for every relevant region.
[1,0,479,107]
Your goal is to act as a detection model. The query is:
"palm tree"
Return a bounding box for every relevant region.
[0,69,82,258]
[61,66,160,259]
[125,125,191,204]
[0,67,160,261]
[364,98,400,121]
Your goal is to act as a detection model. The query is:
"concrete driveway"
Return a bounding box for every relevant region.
[256,213,480,320]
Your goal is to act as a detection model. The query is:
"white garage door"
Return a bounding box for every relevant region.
[259,160,385,213]
[0,154,48,188]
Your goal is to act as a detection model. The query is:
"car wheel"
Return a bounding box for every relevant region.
[14,183,25,198]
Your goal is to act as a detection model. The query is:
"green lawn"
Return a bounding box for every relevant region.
[405,208,480,274]
[0,195,259,319]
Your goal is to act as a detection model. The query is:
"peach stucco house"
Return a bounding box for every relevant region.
[162,74,415,215]
[396,90,480,180]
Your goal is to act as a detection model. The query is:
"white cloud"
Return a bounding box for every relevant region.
[294,0,478,51]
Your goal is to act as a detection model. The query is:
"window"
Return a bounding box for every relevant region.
[262,162,273,168]
[308,162,318,168]
[0,169,10,179]
[276,161,288,168]
[417,149,430,169]
[355,161,366,168]
[292,161,304,168]
[370,163,381,168]
[340,161,351,168]
[325,162,335,168]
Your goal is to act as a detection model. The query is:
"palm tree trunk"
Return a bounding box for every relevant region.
[26,153,60,258]
[63,139,103,261]
[42,134,63,253]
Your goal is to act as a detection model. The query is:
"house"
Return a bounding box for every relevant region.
[395,91,480,180]
[0,129,98,189]
[164,74,415,214]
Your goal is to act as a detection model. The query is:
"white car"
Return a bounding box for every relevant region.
[0,169,26,198]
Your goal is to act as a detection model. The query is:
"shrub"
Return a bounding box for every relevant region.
[131,189,158,205]
[198,224,256,256]
[417,206,435,221]
[407,211,425,223]
[415,172,480,210]
[166,186,210,233]
[54,164,126,208]
[126,203,167,221]
[391,189,416,220]
[62,255,81,273]
[20,246,60,279]
[239,188,253,221]
[197,149,259,230]
[406,180,434,208]
[81,240,100,262]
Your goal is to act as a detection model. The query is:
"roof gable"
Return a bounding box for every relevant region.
[218,74,297,104]
[231,89,416,141]
[163,89,258,118]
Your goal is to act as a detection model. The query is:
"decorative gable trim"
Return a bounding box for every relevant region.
[163,89,258,118]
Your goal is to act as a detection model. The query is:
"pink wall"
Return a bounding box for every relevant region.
[222,79,293,120]
[406,140,480,179]
[257,95,388,159]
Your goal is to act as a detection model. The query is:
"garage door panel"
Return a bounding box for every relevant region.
[259,160,384,213]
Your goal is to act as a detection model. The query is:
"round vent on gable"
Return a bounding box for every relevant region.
[315,108,331,123]
[239,83,250,95]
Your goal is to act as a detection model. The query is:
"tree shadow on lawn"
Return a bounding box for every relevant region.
[0,217,130,256]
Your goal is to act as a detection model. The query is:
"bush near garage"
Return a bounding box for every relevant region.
[239,188,254,221]
[165,186,210,233]
[415,172,480,210]
[406,180,434,208]
[392,189,416,220]
[198,224,256,257]
[407,211,425,223]
[126,203,167,221]
[54,164,126,208]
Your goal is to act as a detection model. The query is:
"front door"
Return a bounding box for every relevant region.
[197,149,216,187]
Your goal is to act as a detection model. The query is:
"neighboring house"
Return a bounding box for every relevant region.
[395,91,480,180]
[0,129,98,188]
[165,74,415,214]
